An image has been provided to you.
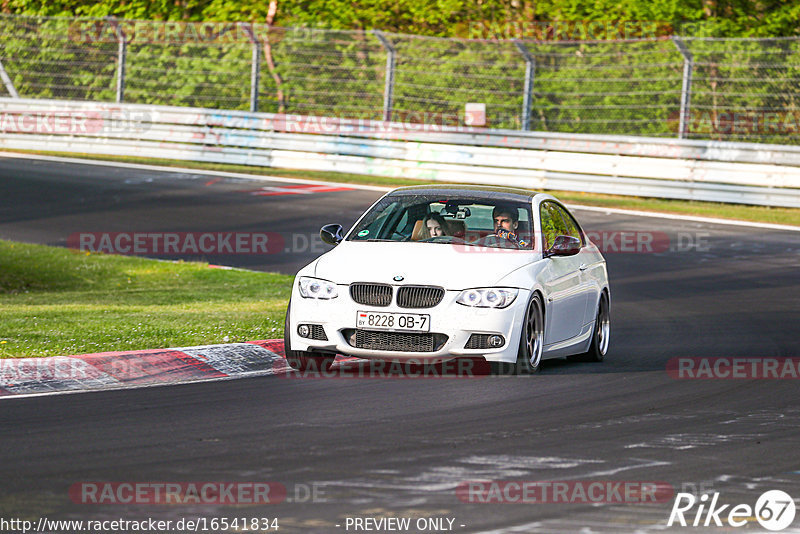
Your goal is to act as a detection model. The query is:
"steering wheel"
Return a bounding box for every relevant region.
[480,234,519,249]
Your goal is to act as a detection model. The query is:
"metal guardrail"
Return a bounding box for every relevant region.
[1,97,799,207]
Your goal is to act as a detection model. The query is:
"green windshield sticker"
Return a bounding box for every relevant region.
[357,230,370,237]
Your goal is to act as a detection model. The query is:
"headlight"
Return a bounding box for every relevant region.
[298,276,339,299]
[456,288,518,308]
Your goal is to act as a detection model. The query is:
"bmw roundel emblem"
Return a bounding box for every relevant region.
[393,275,404,281]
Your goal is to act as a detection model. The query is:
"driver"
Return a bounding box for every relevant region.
[423,213,450,238]
[492,205,529,247]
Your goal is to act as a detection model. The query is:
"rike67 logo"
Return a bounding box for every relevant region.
[668,490,796,530]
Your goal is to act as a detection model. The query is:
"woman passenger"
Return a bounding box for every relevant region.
[423,213,450,238]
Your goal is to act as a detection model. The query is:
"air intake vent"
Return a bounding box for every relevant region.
[465,334,505,349]
[349,283,392,307]
[397,286,445,308]
[343,329,448,353]
[298,324,327,341]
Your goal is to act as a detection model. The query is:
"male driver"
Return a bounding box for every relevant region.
[492,205,529,247]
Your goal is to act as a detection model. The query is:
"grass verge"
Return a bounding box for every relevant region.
[0,240,292,358]
[5,149,800,227]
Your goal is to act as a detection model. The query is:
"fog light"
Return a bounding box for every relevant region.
[298,325,310,338]
[488,335,504,348]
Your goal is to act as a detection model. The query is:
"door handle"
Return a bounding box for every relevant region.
[579,263,587,271]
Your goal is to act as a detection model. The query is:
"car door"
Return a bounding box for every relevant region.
[555,203,600,328]
[539,201,588,344]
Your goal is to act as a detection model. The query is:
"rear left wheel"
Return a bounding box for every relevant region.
[569,293,610,363]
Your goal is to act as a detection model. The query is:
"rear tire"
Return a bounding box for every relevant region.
[284,303,334,373]
[569,293,610,363]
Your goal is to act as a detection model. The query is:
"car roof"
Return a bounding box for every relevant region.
[388,184,539,203]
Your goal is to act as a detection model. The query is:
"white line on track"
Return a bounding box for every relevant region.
[1,151,798,231]
[0,151,391,192]
[568,203,800,233]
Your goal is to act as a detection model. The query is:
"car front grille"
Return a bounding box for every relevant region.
[396,286,445,308]
[350,283,392,307]
[343,329,448,353]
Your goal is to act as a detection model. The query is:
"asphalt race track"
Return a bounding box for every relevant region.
[1,156,800,533]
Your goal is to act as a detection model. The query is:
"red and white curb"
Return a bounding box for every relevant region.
[0,340,288,398]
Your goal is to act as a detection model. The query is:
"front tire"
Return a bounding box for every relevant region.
[504,293,544,374]
[283,303,334,373]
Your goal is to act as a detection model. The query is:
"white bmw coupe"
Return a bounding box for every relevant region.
[284,185,610,374]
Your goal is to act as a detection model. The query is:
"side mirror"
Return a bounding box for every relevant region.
[546,235,581,257]
[320,224,344,246]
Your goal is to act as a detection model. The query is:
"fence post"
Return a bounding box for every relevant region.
[242,24,261,113]
[109,18,127,103]
[0,59,19,98]
[373,30,396,122]
[514,40,535,131]
[672,36,694,139]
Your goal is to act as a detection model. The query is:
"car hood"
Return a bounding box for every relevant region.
[312,241,540,289]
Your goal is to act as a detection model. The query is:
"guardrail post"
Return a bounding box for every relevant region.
[242,23,261,113]
[672,36,694,140]
[514,40,535,131]
[0,59,19,98]
[108,17,127,103]
[373,30,396,122]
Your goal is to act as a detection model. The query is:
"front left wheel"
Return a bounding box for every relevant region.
[283,303,334,373]
[515,293,544,374]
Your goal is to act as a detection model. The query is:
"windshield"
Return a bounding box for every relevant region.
[347,193,534,250]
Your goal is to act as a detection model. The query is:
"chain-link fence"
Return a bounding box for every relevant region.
[1,14,799,144]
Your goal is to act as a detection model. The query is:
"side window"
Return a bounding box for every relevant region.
[539,202,567,250]
[553,204,583,245]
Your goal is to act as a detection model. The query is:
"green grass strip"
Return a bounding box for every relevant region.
[0,240,292,359]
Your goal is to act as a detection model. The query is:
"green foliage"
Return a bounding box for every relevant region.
[3,0,800,37]
[0,3,798,143]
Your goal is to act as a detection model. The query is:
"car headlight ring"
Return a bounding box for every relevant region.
[456,288,518,308]
[298,276,339,299]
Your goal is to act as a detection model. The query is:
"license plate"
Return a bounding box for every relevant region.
[356,311,430,332]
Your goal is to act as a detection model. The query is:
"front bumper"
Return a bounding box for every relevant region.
[287,283,530,363]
